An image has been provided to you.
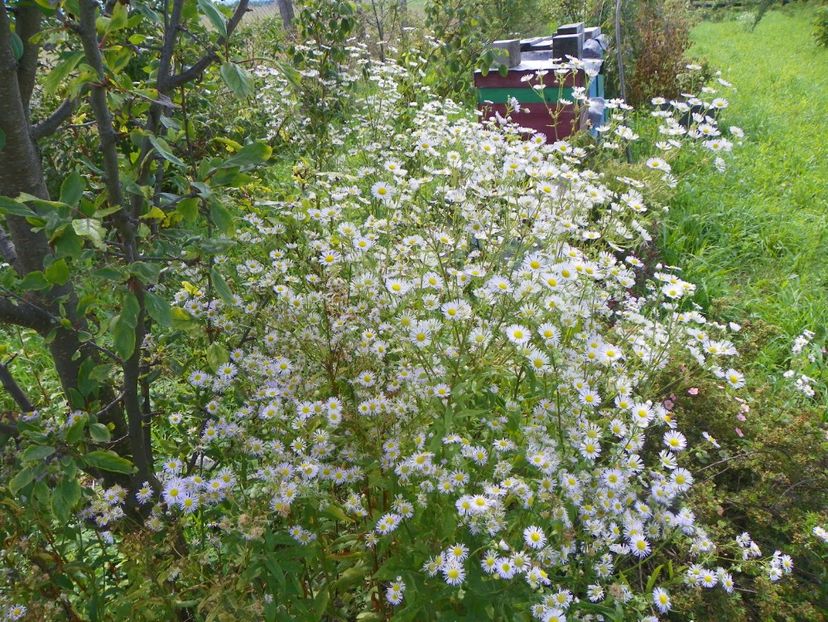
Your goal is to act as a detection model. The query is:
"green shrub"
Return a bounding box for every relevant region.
[814,6,828,47]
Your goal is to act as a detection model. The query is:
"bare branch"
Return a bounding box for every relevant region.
[168,0,250,89]
[31,98,78,140]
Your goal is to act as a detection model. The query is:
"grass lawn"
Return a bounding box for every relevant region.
[663,5,828,377]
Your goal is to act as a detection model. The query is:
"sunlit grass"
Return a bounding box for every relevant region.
[662,5,828,377]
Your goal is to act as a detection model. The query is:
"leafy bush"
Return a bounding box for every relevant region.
[814,6,828,47]
[627,0,694,106]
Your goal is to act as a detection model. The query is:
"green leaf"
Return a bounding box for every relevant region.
[148,135,186,168]
[92,266,124,281]
[0,128,5,151]
[264,558,286,591]
[276,61,301,90]
[83,450,134,474]
[646,564,664,594]
[144,291,172,327]
[211,142,272,173]
[197,0,227,37]
[108,1,128,31]
[9,467,35,495]
[89,423,111,443]
[0,196,36,218]
[77,358,99,397]
[54,227,84,259]
[10,32,23,61]
[45,258,70,286]
[43,52,85,97]
[72,218,106,249]
[210,267,234,305]
[19,271,50,291]
[206,342,228,372]
[21,445,55,464]
[209,202,234,235]
[176,197,199,223]
[312,587,329,619]
[129,261,161,284]
[335,564,368,590]
[65,413,88,443]
[60,171,84,205]
[15,192,68,210]
[324,504,354,523]
[52,477,82,522]
[113,292,140,359]
[105,46,132,73]
[220,62,253,99]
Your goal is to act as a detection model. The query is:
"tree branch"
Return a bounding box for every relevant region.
[14,3,42,111]
[0,357,34,412]
[168,0,250,89]
[0,223,16,265]
[77,0,137,260]
[157,0,184,92]
[78,0,155,484]
[31,98,78,140]
[0,295,52,331]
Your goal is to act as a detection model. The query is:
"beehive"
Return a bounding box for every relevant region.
[474,22,606,141]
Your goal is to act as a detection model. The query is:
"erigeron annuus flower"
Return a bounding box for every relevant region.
[523,526,546,550]
[442,560,465,586]
[441,299,471,320]
[505,324,531,345]
[526,348,550,372]
[653,587,671,613]
[629,535,651,558]
[375,513,402,535]
[371,181,394,201]
[725,368,745,388]
[386,576,405,605]
[385,278,410,296]
[663,430,687,451]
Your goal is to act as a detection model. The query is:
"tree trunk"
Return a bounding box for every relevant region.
[0,3,129,449]
[0,3,88,396]
[399,0,408,28]
[277,0,295,32]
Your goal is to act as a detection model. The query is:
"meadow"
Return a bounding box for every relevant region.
[670,5,828,375]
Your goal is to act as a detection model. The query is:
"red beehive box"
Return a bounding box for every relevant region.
[475,24,606,141]
[474,60,587,141]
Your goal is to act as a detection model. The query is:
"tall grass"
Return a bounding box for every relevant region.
[664,4,828,377]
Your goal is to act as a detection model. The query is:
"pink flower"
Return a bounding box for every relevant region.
[734,427,744,437]
[688,387,699,396]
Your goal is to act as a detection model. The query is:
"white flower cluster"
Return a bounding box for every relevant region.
[783,329,823,398]
[67,51,783,619]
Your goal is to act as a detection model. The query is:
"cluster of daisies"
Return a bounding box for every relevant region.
[63,53,787,619]
[782,328,825,398]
